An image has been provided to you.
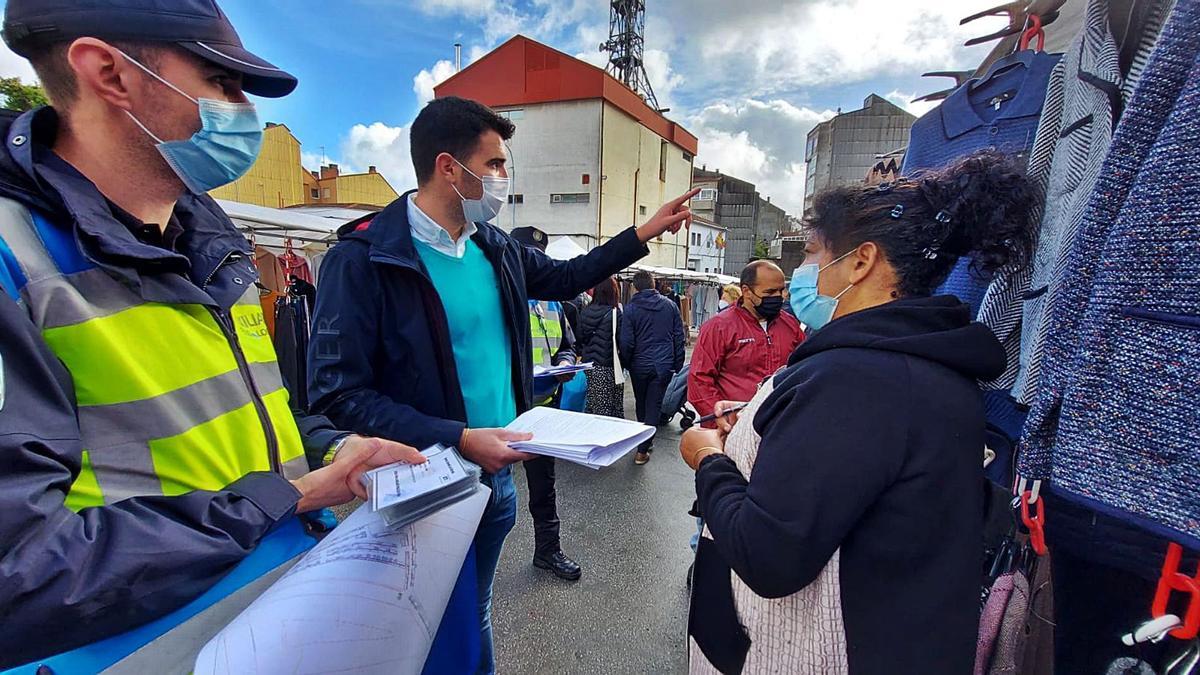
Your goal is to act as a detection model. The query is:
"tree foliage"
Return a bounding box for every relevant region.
[0,78,48,111]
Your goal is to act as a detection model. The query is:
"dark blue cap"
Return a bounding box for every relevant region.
[2,0,297,98]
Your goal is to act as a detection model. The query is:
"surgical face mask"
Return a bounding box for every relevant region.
[119,50,263,194]
[788,250,855,331]
[717,299,730,311]
[451,158,510,224]
[750,291,784,320]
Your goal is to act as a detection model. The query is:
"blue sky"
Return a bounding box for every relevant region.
[0,0,1005,214]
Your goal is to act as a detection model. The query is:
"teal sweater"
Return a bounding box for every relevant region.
[414,238,516,428]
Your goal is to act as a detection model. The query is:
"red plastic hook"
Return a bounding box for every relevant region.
[1019,490,1048,556]
[1152,543,1200,640]
[1019,14,1045,52]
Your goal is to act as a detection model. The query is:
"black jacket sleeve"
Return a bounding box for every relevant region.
[294,408,348,470]
[553,312,577,366]
[0,293,301,668]
[307,243,466,449]
[695,361,908,599]
[522,227,648,301]
[618,304,636,370]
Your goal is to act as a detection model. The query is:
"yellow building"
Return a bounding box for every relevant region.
[210,122,399,209]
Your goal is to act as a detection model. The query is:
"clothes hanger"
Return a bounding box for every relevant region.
[913,70,976,104]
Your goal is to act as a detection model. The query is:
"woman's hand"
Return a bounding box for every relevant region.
[680,427,726,471]
[713,400,748,434]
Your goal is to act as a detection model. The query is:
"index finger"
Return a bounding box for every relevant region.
[669,188,702,208]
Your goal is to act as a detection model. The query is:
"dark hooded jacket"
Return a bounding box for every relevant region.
[692,296,1005,675]
[618,288,685,376]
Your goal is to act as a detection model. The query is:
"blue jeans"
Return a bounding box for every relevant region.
[474,467,517,675]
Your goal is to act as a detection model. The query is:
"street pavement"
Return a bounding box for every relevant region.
[491,389,698,674]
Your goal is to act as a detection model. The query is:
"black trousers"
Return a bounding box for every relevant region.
[630,371,670,453]
[523,455,560,557]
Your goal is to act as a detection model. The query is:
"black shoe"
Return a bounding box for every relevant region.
[533,550,582,581]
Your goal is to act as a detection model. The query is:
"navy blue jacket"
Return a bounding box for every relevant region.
[694,296,1005,674]
[0,107,341,666]
[618,288,686,376]
[307,191,649,452]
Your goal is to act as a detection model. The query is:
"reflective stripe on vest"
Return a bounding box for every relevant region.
[0,198,307,510]
[529,302,564,369]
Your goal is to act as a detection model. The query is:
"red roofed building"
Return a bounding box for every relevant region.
[434,35,699,268]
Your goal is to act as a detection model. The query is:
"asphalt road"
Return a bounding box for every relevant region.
[490,390,698,674]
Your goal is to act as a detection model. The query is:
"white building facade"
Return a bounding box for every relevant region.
[687,218,727,275]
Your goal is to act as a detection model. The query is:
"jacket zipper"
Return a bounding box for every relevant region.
[204,252,282,475]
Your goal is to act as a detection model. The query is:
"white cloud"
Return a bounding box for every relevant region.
[0,41,39,83]
[885,90,941,118]
[413,59,458,107]
[652,0,994,97]
[689,99,834,215]
[339,122,416,194]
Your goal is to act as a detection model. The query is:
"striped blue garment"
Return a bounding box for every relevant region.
[1010,0,1123,405]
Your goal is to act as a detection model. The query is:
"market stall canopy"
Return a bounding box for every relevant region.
[216,199,346,248]
[545,236,588,261]
[626,262,737,286]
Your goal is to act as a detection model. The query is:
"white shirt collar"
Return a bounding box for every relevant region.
[407,196,477,258]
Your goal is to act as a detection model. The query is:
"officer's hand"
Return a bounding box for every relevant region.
[460,428,536,474]
[636,188,700,243]
[291,436,426,513]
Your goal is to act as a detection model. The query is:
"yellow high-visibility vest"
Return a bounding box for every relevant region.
[0,199,307,511]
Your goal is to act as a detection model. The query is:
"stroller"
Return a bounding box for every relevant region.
[660,363,697,430]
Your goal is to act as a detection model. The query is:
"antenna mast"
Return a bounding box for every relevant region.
[600,0,659,109]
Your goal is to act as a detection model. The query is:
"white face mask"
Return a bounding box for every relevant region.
[451,158,509,224]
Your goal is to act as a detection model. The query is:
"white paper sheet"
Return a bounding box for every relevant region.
[505,407,654,467]
[193,488,489,675]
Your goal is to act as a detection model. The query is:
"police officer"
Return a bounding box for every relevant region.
[0,1,423,667]
[512,226,583,581]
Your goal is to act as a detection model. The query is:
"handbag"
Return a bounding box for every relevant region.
[611,308,625,386]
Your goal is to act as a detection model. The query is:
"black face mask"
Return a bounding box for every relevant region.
[755,295,784,320]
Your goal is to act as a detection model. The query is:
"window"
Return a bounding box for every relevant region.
[310,188,319,199]
[507,194,524,204]
[550,193,589,204]
[498,109,525,120]
[805,135,818,161]
[683,151,694,162]
[696,188,717,202]
[639,205,647,216]
[659,140,669,182]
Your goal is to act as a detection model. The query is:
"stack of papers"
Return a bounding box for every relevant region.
[533,361,594,378]
[505,407,655,469]
[361,444,481,528]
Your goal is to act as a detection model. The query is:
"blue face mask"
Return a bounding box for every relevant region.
[788,250,855,331]
[120,51,263,194]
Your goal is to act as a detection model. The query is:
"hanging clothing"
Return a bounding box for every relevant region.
[902,49,1061,320]
[902,50,1061,175]
[1008,0,1124,405]
[274,278,316,411]
[254,246,288,293]
[1019,0,1200,554]
[278,246,313,284]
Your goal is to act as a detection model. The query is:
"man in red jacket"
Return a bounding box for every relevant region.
[688,261,804,426]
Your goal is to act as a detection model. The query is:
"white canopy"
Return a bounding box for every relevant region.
[545,236,588,261]
[626,263,736,286]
